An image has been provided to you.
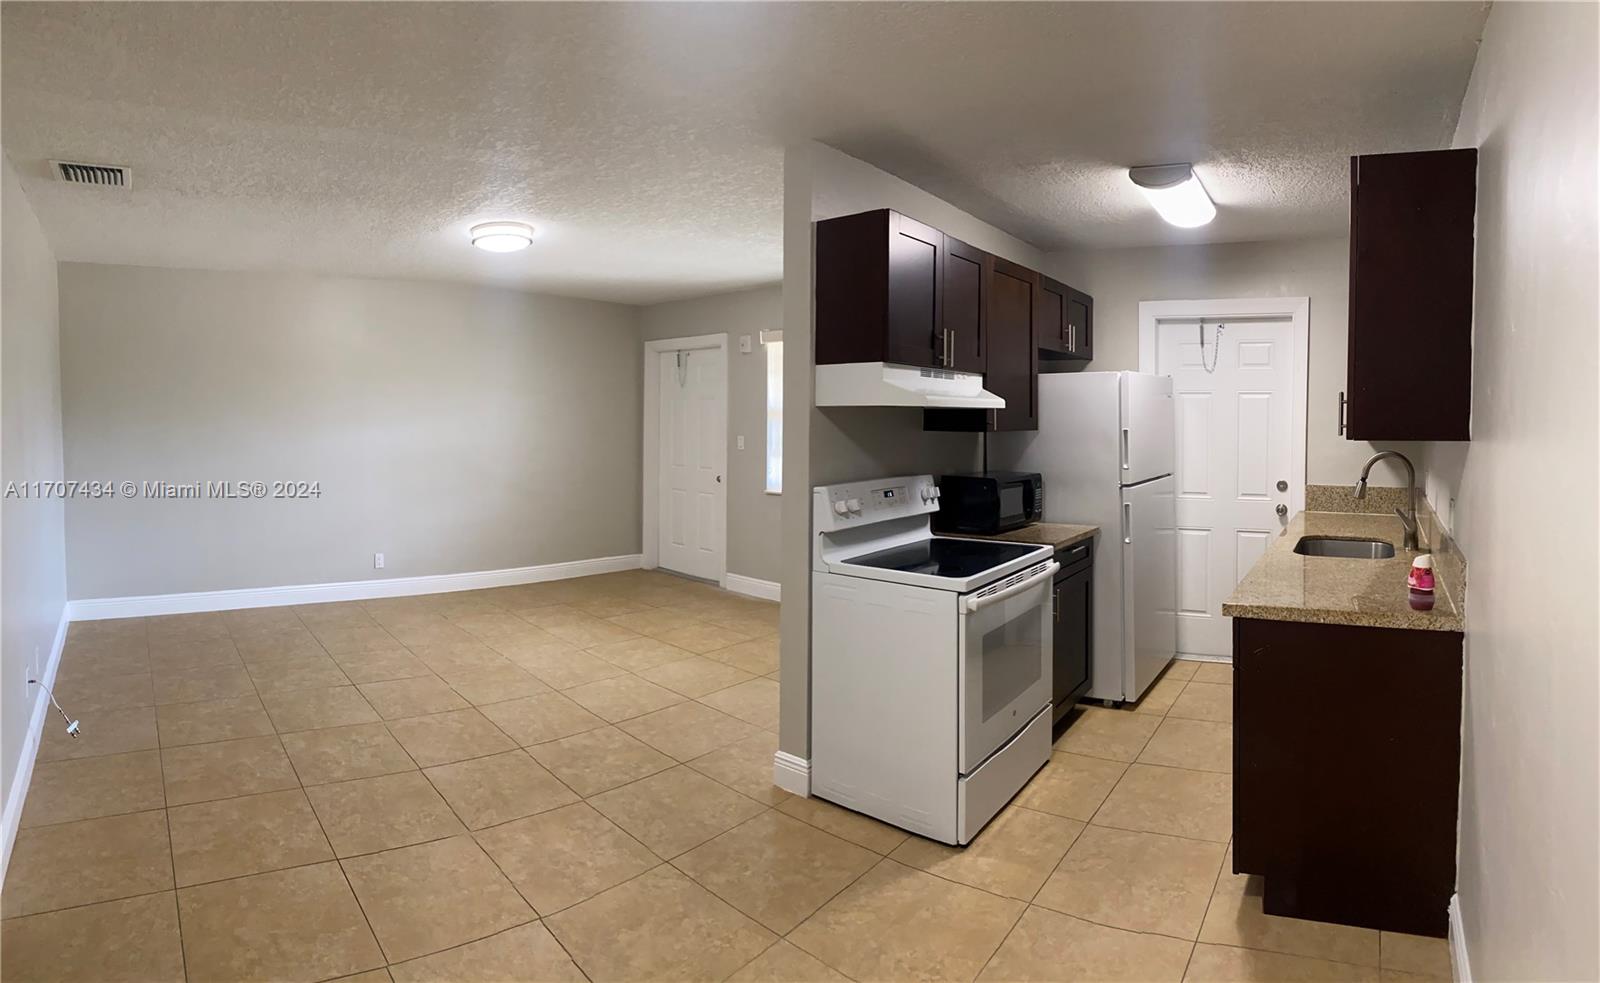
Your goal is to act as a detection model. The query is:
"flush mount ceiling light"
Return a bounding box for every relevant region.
[469,221,536,252]
[1128,164,1216,228]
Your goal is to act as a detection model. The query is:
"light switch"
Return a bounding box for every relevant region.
[739,335,753,354]
[736,435,746,450]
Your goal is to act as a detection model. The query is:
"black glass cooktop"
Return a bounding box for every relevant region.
[842,537,1042,578]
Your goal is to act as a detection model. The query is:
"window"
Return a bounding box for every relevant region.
[764,332,782,494]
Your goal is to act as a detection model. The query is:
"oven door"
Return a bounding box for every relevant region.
[957,560,1057,774]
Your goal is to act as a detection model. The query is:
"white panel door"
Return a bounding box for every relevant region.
[657,347,725,581]
[1156,318,1295,657]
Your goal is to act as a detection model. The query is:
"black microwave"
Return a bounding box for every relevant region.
[932,471,1044,535]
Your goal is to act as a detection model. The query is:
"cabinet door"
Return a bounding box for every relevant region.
[1053,565,1092,717]
[943,234,987,373]
[1065,288,1094,360]
[1346,149,1475,440]
[988,257,1039,431]
[1035,275,1068,354]
[884,212,943,369]
[1233,617,1464,936]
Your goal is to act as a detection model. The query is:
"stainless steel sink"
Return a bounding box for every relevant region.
[1294,537,1396,559]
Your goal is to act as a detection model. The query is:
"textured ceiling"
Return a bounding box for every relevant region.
[1,2,1488,304]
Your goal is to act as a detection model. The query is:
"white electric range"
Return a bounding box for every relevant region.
[810,474,1057,845]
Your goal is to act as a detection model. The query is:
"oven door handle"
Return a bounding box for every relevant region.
[964,562,1059,614]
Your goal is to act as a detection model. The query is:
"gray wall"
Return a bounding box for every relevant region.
[1045,238,1419,487]
[1422,3,1599,978]
[59,263,642,599]
[639,285,782,584]
[1,154,68,830]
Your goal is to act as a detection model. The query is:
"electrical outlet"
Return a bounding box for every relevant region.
[739,335,753,354]
[374,552,385,570]
[736,435,745,451]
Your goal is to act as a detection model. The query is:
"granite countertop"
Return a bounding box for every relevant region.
[952,522,1098,551]
[1222,509,1465,632]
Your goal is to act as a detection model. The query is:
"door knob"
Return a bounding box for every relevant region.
[1276,480,1288,492]
[1276,503,1288,518]
[716,475,723,483]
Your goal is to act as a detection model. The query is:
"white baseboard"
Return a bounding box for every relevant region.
[1174,652,1232,664]
[724,574,781,603]
[1,606,70,887]
[1449,893,1471,983]
[773,751,810,796]
[67,554,644,621]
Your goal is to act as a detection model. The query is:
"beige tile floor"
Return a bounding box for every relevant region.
[0,570,1451,983]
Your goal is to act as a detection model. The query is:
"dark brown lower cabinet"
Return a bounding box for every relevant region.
[1051,544,1093,724]
[1234,617,1463,937]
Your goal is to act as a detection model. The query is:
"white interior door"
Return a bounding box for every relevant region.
[657,347,725,581]
[1156,317,1297,657]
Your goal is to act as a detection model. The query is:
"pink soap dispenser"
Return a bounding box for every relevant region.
[1408,554,1435,592]
[1407,553,1436,611]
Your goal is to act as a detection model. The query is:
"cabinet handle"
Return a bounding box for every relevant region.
[1069,323,1075,352]
[1337,391,1347,436]
[948,329,956,367]
[1053,587,1061,622]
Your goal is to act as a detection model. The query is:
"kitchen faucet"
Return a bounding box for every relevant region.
[1353,450,1419,550]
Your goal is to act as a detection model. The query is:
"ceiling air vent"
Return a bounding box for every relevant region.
[51,160,131,188]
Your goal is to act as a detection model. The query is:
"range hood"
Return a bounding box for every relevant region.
[814,362,1005,410]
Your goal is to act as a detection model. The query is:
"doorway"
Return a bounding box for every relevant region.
[1139,299,1308,658]
[643,334,728,583]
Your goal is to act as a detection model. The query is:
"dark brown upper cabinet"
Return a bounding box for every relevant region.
[814,207,1074,434]
[987,257,1041,431]
[1344,148,1476,441]
[1037,275,1094,361]
[926,256,1039,432]
[815,209,943,369]
[943,234,988,374]
[1065,286,1093,360]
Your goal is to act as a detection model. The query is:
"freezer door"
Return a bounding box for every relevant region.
[1120,373,1176,485]
[1121,475,1177,700]
[996,372,1123,497]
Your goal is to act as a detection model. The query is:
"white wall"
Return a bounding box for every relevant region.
[58,263,642,599]
[1047,237,1420,487]
[639,285,782,584]
[1,154,68,855]
[1422,4,1599,979]
[779,142,1048,759]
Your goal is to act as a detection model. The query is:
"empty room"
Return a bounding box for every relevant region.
[1,3,1595,982]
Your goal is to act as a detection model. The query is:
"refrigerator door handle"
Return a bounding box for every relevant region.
[1123,501,1132,544]
[1121,428,1131,471]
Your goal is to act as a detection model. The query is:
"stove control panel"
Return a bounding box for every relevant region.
[813,475,939,531]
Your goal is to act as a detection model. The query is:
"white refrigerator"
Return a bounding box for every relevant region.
[992,371,1177,703]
